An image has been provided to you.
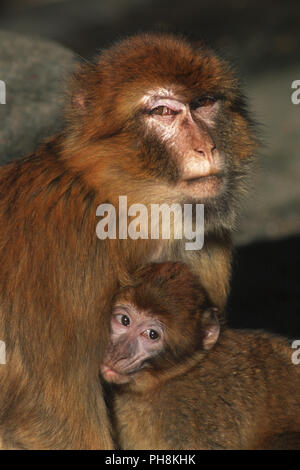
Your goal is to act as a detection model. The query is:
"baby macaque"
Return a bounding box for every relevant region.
[101,262,300,450]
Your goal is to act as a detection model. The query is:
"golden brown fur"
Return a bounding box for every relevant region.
[103,262,299,450]
[0,33,256,448]
[110,329,300,450]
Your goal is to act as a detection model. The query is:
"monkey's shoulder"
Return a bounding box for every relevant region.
[201,328,295,372]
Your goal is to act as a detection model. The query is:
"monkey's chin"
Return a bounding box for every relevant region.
[101,365,131,384]
[178,174,224,200]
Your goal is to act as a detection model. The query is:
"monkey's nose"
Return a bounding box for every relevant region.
[194,144,217,160]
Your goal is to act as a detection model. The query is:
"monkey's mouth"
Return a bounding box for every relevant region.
[179,172,224,198]
[101,364,132,384]
[185,172,223,183]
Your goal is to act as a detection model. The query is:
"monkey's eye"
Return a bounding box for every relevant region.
[115,314,131,327]
[147,329,160,341]
[150,106,178,116]
[191,96,217,109]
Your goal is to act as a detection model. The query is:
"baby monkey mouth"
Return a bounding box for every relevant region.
[101,364,130,384]
[101,360,147,384]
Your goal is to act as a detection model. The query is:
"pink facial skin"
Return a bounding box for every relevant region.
[142,89,224,199]
[101,304,164,384]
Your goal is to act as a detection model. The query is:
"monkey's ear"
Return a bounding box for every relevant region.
[67,62,97,116]
[71,91,88,113]
[201,307,220,350]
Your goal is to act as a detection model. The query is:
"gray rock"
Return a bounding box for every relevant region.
[234,66,300,245]
[0,30,76,165]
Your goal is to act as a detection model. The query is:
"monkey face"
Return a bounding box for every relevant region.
[101,297,220,386]
[139,89,224,200]
[68,33,256,229]
[101,303,165,384]
[131,80,253,228]
[101,262,221,385]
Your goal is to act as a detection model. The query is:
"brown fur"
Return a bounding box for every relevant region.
[114,262,219,363]
[107,264,300,450]
[0,33,256,449]
[111,330,300,450]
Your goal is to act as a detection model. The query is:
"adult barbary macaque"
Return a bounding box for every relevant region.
[0,33,256,449]
[102,262,300,450]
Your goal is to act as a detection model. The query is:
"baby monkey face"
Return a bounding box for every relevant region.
[101,301,165,384]
[101,262,221,385]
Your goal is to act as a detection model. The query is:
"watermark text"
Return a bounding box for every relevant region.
[291,80,300,104]
[0,340,6,365]
[96,196,204,251]
[291,340,300,365]
[0,80,6,104]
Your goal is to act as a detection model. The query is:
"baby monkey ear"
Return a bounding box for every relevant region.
[201,307,220,350]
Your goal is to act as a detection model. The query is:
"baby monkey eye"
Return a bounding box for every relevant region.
[150,106,178,116]
[116,314,131,327]
[147,329,160,340]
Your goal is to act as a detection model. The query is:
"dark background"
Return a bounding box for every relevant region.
[0,0,299,336]
[1,0,299,74]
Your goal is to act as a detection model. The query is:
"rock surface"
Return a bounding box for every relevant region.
[0,30,75,165]
[234,66,300,245]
